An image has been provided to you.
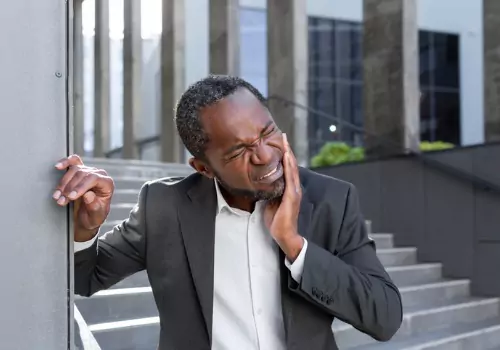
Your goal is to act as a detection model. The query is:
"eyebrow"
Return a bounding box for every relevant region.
[223,121,274,156]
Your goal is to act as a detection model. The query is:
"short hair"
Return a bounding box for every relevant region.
[175,75,267,160]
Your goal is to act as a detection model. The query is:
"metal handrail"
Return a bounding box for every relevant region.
[74,305,101,349]
[103,95,500,195]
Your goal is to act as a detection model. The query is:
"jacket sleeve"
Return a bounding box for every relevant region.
[74,182,149,297]
[290,183,403,342]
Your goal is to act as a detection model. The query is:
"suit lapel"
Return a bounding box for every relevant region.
[281,188,314,343]
[178,177,217,344]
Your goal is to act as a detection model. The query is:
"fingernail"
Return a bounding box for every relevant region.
[283,133,288,143]
[68,191,77,200]
[57,196,66,205]
[55,163,63,169]
[52,190,61,200]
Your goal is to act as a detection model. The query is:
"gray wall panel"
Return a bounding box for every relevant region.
[421,156,475,279]
[324,161,383,232]
[0,0,71,349]
[316,143,500,296]
[379,159,426,249]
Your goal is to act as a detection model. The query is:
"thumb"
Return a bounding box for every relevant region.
[82,191,101,211]
[264,200,279,226]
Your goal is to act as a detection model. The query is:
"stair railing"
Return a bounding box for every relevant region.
[74,305,101,349]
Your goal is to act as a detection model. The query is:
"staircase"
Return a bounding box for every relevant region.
[76,158,500,350]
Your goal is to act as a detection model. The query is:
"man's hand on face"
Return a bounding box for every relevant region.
[53,154,114,242]
[264,133,304,262]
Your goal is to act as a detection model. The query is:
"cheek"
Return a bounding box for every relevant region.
[217,162,250,184]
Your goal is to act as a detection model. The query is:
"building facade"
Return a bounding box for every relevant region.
[81,0,485,162]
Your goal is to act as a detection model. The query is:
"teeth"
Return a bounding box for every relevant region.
[261,167,277,179]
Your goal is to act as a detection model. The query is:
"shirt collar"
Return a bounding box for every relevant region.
[214,179,267,215]
[214,179,230,214]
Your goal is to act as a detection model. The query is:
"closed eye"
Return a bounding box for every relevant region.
[227,148,245,160]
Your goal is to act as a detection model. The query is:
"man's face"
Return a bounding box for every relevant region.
[195,88,285,201]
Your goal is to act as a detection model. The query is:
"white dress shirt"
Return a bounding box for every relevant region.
[74,180,309,350]
[211,180,307,350]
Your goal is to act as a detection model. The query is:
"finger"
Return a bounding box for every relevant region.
[53,165,81,202]
[282,134,301,194]
[61,170,94,202]
[82,191,102,212]
[282,133,290,153]
[281,134,294,191]
[55,154,83,170]
[67,173,101,202]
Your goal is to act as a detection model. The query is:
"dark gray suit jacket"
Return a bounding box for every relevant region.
[75,167,403,350]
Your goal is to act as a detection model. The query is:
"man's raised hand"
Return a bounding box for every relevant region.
[53,154,114,242]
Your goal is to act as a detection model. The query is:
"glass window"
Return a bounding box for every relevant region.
[433,32,460,89]
[239,9,462,157]
[434,91,461,144]
[419,31,432,86]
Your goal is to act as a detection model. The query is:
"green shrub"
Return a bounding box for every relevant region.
[419,141,454,152]
[310,141,454,168]
[310,142,365,168]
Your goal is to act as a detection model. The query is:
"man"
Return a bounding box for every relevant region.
[54,76,402,349]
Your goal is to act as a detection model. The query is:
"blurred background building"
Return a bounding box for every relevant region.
[76,0,495,166]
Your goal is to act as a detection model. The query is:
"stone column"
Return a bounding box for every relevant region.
[267,0,309,167]
[209,0,240,75]
[160,0,185,163]
[93,0,111,157]
[123,0,142,159]
[484,0,500,142]
[73,0,85,156]
[363,0,420,156]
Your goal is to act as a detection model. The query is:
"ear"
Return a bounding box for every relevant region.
[189,157,215,179]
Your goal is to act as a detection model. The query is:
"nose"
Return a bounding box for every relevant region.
[250,142,274,165]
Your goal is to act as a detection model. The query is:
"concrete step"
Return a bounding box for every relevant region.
[349,318,500,349]
[377,248,417,267]
[76,287,157,325]
[100,220,123,234]
[399,279,470,309]
[90,317,160,350]
[94,165,191,179]
[387,263,443,287]
[333,297,500,348]
[108,203,136,222]
[111,271,150,289]
[369,233,394,249]
[113,177,150,191]
[85,157,192,179]
[79,278,471,331]
[112,189,140,203]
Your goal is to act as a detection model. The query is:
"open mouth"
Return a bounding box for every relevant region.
[259,165,279,180]
[256,162,283,183]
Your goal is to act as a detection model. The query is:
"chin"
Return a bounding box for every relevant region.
[255,177,285,201]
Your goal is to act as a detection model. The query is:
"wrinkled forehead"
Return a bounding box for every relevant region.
[200,88,274,151]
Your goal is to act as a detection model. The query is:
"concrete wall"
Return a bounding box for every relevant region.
[317,143,500,296]
[0,0,73,348]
